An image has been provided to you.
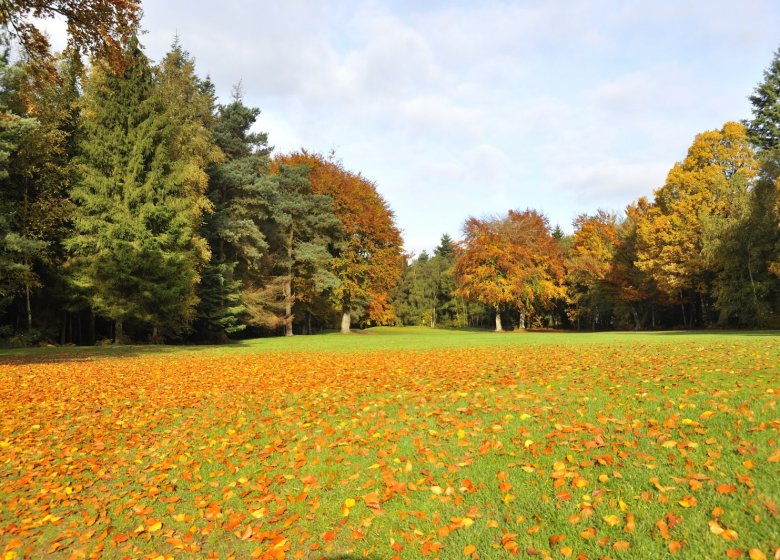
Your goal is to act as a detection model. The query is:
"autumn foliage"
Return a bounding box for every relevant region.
[454,210,564,330]
[275,152,404,332]
[0,334,778,558]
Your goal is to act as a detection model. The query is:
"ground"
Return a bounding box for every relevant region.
[0,328,778,559]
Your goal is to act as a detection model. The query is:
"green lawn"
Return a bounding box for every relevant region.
[0,328,778,559]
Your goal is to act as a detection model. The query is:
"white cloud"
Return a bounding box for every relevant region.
[25,0,780,255]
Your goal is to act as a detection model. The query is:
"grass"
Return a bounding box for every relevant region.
[0,327,778,559]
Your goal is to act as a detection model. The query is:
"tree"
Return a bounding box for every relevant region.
[635,122,758,326]
[745,46,780,151]
[260,162,339,336]
[67,37,214,341]
[745,45,780,307]
[565,211,619,329]
[608,200,664,329]
[1,0,141,79]
[391,234,464,329]
[275,151,404,333]
[195,87,271,339]
[454,216,510,331]
[0,40,73,336]
[455,210,564,331]
[392,251,438,327]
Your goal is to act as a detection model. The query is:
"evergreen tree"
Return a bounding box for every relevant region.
[67,37,214,341]
[194,87,272,339]
[259,163,340,336]
[745,46,780,151]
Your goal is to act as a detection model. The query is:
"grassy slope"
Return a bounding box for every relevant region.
[0,328,778,559]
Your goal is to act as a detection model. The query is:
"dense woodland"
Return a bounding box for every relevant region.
[1,3,780,344]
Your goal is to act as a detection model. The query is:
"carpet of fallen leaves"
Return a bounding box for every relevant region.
[0,336,779,560]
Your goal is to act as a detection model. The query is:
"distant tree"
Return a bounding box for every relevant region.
[275,151,404,333]
[608,199,664,329]
[393,251,438,327]
[455,210,564,331]
[392,236,465,329]
[0,41,74,334]
[434,233,454,258]
[635,122,757,326]
[260,162,339,336]
[565,211,619,329]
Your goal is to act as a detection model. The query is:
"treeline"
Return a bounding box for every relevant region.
[393,48,780,331]
[3,11,779,344]
[0,35,404,345]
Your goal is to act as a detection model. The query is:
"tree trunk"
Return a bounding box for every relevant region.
[631,305,641,330]
[285,227,294,337]
[25,282,32,333]
[341,308,351,334]
[115,319,124,344]
[284,276,293,337]
[699,293,707,327]
[88,309,96,345]
[747,240,761,321]
[495,309,503,332]
[60,311,67,344]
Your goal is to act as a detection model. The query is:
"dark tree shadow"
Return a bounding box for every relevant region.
[0,339,251,365]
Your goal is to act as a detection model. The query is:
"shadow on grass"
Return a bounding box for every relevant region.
[0,340,249,365]
[611,329,780,337]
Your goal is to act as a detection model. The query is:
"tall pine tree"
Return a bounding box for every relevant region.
[67,36,213,341]
[194,87,272,339]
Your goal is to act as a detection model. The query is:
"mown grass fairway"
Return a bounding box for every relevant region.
[1,329,778,559]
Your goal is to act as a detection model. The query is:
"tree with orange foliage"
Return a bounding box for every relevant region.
[635,122,757,326]
[274,152,404,333]
[566,211,619,329]
[1,1,141,80]
[455,210,565,331]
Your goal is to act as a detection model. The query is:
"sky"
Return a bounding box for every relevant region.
[41,1,780,255]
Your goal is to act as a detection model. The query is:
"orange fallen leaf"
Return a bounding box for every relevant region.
[717,483,737,495]
[613,540,630,551]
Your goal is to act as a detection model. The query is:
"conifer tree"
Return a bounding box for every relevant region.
[195,87,272,338]
[67,36,214,341]
[260,162,340,336]
[746,46,780,151]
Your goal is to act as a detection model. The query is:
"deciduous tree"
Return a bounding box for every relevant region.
[635,122,757,326]
[0,0,141,78]
[275,151,404,333]
[455,210,564,331]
